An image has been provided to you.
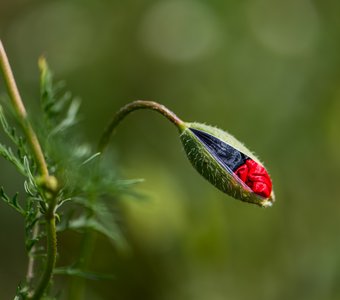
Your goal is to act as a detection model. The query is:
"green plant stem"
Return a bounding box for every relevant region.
[0,40,49,178]
[68,229,97,300]
[0,40,58,299]
[88,101,185,297]
[68,192,97,300]
[98,100,186,153]
[30,204,57,300]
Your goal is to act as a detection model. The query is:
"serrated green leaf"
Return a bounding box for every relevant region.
[26,238,37,252]
[23,156,37,186]
[68,217,118,241]
[24,181,36,197]
[115,178,145,186]
[0,105,29,166]
[55,197,72,210]
[0,187,25,215]
[50,98,81,135]
[0,143,26,175]
[81,152,101,166]
[25,215,40,233]
[54,266,114,280]
[15,282,29,300]
[39,56,81,138]
[0,105,20,144]
[12,192,20,208]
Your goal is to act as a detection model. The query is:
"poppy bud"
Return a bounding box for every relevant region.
[180,122,274,207]
[99,100,275,207]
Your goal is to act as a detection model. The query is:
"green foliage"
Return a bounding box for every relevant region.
[0,187,24,214]
[54,266,114,280]
[0,56,140,299]
[39,57,80,136]
[0,105,28,175]
[38,57,132,240]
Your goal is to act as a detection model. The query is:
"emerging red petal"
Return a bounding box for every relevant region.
[234,159,272,198]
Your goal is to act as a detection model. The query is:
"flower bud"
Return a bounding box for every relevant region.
[180,122,274,207]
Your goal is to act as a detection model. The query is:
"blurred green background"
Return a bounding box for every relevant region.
[1,0,340,299]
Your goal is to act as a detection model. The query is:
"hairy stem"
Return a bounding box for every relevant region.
[0,40,49,178]
[30,204,57,300]
[0,40,58,299]
[98,100,185,153]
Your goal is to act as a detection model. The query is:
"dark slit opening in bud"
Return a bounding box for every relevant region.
[190,128,248,171]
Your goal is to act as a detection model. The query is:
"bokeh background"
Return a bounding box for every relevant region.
[1,0,340,299]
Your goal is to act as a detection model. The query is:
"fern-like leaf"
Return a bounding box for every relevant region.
[0,187,25,215]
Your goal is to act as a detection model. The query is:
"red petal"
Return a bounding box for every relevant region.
[234,163,248,182]
[234,159,272,198]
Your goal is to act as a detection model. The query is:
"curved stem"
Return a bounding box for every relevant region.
[98,100,186,153]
